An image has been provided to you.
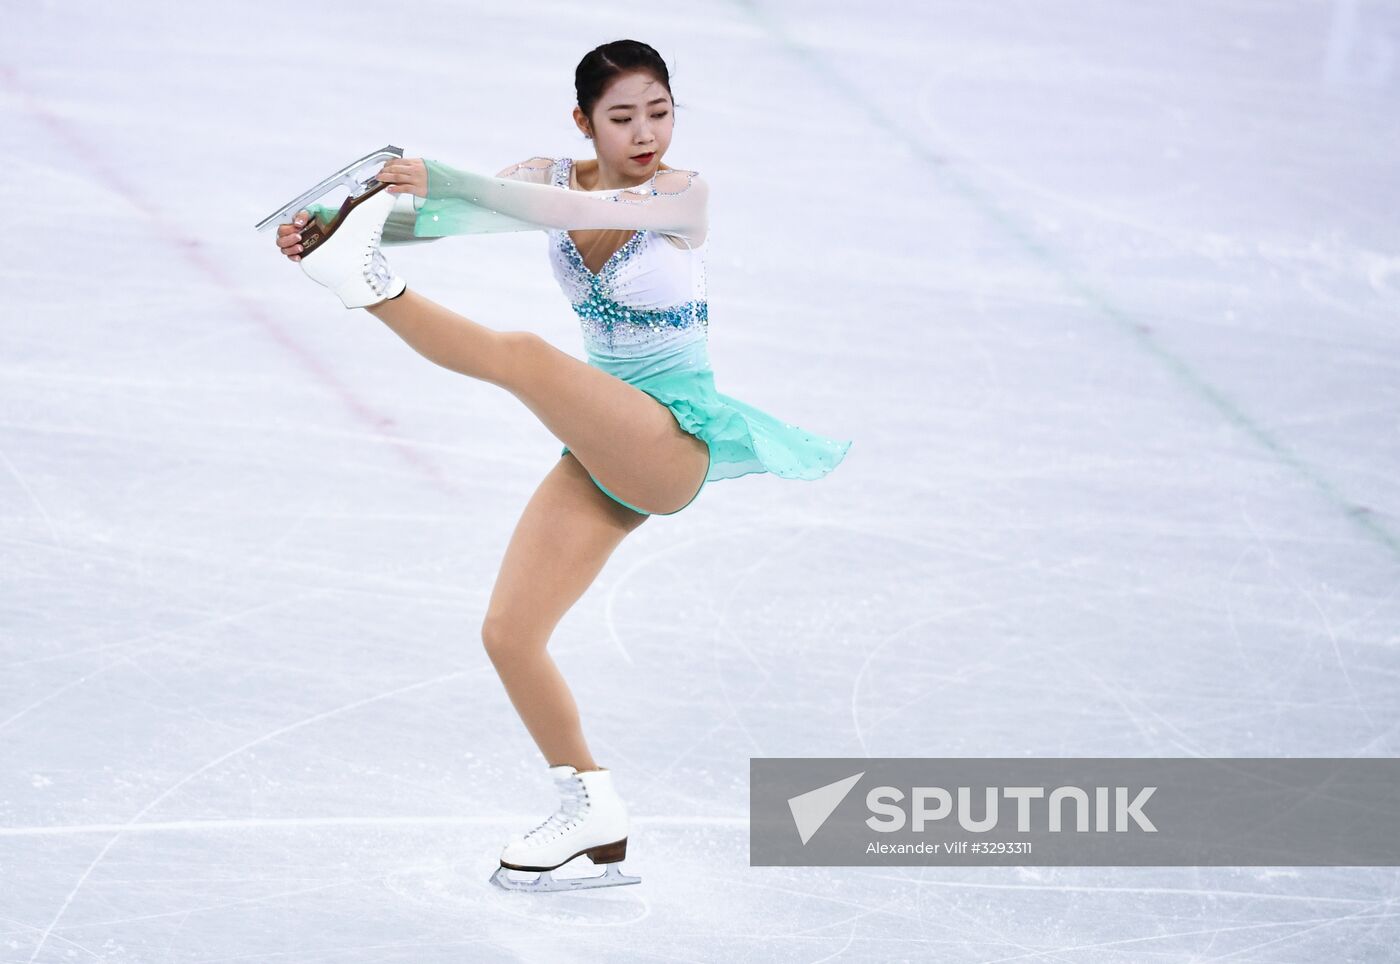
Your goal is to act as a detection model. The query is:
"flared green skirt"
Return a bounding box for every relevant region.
[560,339,852,516]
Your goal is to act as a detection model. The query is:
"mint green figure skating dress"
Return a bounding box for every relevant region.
[329,154,852,516]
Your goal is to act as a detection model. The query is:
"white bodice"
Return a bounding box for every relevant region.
[543,158,709,364]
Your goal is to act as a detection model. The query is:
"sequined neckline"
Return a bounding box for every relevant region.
[557,158,649,282]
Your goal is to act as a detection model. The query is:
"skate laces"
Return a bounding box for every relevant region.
[367,247,392,288]
[522,777,589,842]
[363,223,392,292]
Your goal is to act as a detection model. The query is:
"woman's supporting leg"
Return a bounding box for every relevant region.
[481,452,648,770]
[367,289,708,514]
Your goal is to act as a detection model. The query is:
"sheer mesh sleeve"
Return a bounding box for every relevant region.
[413,158,709,245]
[303,192,438,247]
[302,158,557,245]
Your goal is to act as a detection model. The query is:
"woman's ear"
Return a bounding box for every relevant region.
[572,105,593,140]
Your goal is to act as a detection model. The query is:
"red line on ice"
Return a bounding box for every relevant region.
[0,64,463,497]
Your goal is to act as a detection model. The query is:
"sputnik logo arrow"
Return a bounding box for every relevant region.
[787,771,865,844]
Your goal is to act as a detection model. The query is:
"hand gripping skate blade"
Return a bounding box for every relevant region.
[489,862,641,893]
[254,144,404,231]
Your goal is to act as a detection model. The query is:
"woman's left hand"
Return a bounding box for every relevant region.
[375,158,428,197]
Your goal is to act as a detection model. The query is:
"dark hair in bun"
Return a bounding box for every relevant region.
[575,40,678,122]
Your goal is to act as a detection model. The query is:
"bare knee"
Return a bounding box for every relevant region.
[481,614,543,669]
[480,616,514,666]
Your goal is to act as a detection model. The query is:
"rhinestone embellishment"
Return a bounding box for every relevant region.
[551,157,708,351]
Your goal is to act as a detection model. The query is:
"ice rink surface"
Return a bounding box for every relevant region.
[4,0,1399,960]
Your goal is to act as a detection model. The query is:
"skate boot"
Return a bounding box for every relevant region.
[255,145,408,309]
[490,764,641,893]
[296,180,407,309]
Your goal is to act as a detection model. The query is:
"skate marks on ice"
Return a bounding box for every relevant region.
[743,2,1400,560]
[601,519,818,770]
[602,514,1400,760]
[18,670,477,963]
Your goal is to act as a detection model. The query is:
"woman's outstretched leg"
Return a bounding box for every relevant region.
[367,289,708,514]
[366,288,523,387]
[482,452,648,770]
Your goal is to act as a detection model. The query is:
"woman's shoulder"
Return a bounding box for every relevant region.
[652,166,703,195]
[493,156,561,182]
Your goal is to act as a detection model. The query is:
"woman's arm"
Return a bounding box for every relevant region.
[409,157,709,245]
[303,157,563,246]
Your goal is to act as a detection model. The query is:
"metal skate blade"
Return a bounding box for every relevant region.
[489,862,641,893]
[255,145,404,231]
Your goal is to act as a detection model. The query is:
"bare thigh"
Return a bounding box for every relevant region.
[482,452,649,661]
[368,292,707,515]
[504,334,710,515]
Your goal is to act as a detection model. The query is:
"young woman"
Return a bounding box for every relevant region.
[273,40,851,892]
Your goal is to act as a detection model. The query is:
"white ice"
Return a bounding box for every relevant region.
[3,0,1399,961]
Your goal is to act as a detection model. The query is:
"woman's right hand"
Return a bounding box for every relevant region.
[275,210,313,261]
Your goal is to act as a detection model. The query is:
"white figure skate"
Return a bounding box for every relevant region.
[490,765,641,893]
[256,145,408,309]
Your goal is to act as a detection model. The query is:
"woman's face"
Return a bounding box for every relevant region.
[579,71,674,178]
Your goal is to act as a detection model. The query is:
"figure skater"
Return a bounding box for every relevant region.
[269,39,851,892]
